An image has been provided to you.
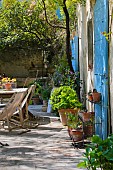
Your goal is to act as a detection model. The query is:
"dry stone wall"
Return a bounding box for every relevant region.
[0,48,53,87]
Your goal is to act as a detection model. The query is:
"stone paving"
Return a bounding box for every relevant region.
[0,105,86,170]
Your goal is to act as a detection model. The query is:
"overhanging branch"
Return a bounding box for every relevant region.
[42,0,66,29]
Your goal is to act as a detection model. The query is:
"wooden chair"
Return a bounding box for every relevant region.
[0,85,36,131]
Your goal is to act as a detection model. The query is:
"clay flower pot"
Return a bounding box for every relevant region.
[71,129,83,142]
[79,112,95,122]
[84,125,94,138]
[92,92,101,102]
[58,109,79,126]
[4,83,12,90]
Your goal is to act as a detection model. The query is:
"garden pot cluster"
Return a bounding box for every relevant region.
[67,111,95,143]
[50,85,95,144]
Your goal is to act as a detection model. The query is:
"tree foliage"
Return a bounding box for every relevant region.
[0,0,64,62]
[0,0,85,70]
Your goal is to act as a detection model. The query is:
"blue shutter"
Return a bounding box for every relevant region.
[94,0,108,139]
[71,36,79,72]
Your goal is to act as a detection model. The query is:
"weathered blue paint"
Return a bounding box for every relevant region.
[70,36,79,72]
[94,0,108,139]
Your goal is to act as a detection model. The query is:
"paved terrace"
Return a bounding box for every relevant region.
[0,105,86,170]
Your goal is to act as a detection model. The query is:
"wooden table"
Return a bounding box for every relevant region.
[0,88,28,103]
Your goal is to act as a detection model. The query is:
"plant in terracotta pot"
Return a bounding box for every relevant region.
[2,77,17,90]
[67,112,82,139]
[79,111,95,122]
[31,82,42,105]
[50,86,82,125]
[40,86,52,112]
[79,111,95,138]
[83,121,94,138]
[41,86,52,105]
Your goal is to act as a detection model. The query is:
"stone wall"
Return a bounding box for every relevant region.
[0,48,53,87]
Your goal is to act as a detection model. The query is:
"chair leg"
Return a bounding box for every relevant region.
[19,109,24,126]
[6,109,11,131]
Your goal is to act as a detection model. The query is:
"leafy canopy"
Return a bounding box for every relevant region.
[0,0,63,56]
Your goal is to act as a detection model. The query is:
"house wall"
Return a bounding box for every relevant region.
[109,2,113,132]
[85,1,94,112]
[77,0,113,134]
[77,3,94,112]
[77,5,87,108]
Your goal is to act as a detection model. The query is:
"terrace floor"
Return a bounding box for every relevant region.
[0,105,86,170]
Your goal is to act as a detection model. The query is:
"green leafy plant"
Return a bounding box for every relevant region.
[29,80,42,97]
[50,86,82,111]
[41,86,52,100]
[67,112,81,129]
[77,135,113,170]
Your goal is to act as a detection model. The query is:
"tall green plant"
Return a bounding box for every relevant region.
[50,86,82,111]
[77,135,113,170]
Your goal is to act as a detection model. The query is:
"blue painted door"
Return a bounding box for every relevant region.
[94,0,108,139]
[70,36,79,72]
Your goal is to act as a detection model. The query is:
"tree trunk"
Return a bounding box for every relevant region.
[63,0,74,73]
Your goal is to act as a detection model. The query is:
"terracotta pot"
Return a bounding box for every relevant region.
[58,109,79,126]
[84,125,94,138]
[92,92,101,102]
[4,83,12,90]
[71,129,83,142]
[67,126,73,139]
[58,109,67,126]
[79,112,95,122]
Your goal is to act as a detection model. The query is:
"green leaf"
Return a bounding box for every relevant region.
[77,161,87,168]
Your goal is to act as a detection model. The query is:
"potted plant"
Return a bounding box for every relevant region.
[31,82,42,105]
[41,87,51,105]
[2,77,17,90]
[79,111,95,122]
[83,121,94,138]
[50,86,82,125]
[67,112,83,140]
[79,111,95,138]
[41,86,52,112]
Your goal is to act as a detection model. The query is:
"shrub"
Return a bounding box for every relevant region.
[77,135,113,170]
[50,86,82,111]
